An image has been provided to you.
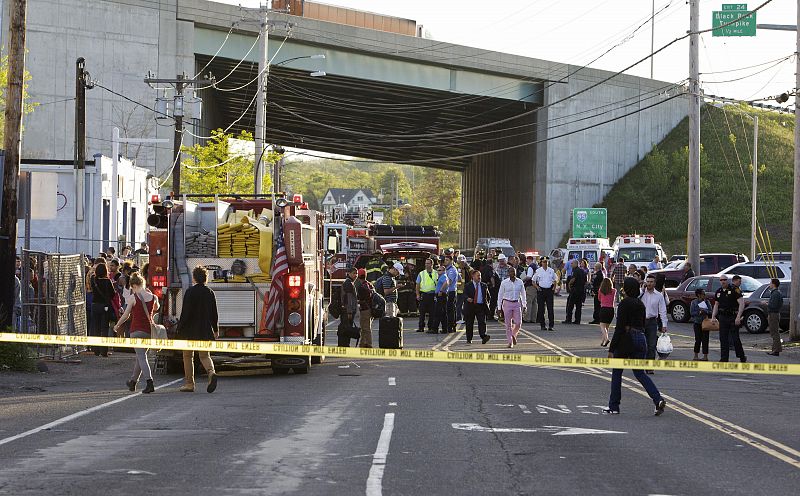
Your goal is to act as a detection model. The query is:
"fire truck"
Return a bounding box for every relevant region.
[322,210,441,316]
[146,193,325,375]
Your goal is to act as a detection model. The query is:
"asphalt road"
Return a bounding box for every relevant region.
[1,298,798,496]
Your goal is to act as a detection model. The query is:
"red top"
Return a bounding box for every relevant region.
[129,293,155,334]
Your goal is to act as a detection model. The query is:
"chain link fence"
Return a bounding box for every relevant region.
[21,237,145,258]
[18,251,87,360]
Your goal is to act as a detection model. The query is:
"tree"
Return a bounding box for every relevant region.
[0,54,37,143]
[180,129,281,195]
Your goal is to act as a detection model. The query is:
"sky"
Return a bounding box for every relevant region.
[223,0,798,105]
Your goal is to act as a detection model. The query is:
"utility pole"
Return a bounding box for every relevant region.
[144,74,212,196]
[791,0,800,342]
[687,0,701,275]
[74,58,90,223]
[650,0,655,79]
[0,0,27,330]
[750,116,758,261]
[254,7,269,196]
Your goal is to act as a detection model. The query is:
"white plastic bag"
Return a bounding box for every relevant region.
[656,333,673,359]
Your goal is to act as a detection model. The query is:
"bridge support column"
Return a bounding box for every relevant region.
[461,112,539,253]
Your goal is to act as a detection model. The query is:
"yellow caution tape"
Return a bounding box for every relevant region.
[2,333,797,375]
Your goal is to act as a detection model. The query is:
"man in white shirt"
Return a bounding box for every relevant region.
[640,274,668,374]
[497,268,526,348]
[533,257,558,331]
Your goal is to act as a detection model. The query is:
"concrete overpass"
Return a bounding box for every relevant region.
[11,0,688,251]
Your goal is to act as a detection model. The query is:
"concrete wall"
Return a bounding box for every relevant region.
[535,70,688,250]
[5,0,196,175]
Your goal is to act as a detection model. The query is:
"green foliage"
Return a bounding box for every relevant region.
[0,54,38,142]
[281,159,462,245]
[596,105,793,255]
[0,343,36,372]
[180,129,281,195]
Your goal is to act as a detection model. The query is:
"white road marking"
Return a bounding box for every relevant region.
[535,405,572,414]
[388,402,397,406]
[0,378,183,447]
[518,404,532,414]
[495,404,515,407]
[451,423,626,435]
[388,377,396,386]
[366,413,395,496]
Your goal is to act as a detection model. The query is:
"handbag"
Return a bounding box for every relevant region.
[136,292,167,339]
[656,332,673,359]
[701,317,719,332]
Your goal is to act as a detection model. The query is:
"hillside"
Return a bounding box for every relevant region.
[595,104,795,256]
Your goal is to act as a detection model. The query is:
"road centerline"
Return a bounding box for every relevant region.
[366,412,396,496]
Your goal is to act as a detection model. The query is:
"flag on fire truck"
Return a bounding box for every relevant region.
[259,218,289,335]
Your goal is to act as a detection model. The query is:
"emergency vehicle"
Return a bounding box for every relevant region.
[146,193,325,375]
[564,237,614,265]
[612,234,666,265]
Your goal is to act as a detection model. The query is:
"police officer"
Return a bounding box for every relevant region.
[711,274,747,363]
[415,258,438,332]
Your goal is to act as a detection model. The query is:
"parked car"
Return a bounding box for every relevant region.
[754,252,792,262]
[669,254,687,262]
[648,253,748,288]
[741,281,792,334]
[667,274,762,323]
[717,261,792,284]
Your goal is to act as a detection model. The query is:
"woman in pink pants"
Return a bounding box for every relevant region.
[497,269,526,348]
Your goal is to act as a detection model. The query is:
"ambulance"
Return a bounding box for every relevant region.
[564,238,614,266]
[612,234,666,265]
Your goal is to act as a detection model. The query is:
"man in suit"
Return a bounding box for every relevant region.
[463,270,491,345]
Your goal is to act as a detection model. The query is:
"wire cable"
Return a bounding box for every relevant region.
[195,31,262,90]
[93,82,173,120]
[211,32,291,92]
[193,21,239,78]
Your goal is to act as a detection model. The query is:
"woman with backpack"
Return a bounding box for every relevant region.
[113,272,159,394]
[89,262,114,357]
[603,277,666,416]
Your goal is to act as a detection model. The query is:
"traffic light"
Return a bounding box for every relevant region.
[147,203,169,228]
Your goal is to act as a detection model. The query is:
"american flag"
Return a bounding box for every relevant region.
[259,218,289,335]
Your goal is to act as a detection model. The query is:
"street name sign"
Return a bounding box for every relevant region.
[713,4,756,36]
[572,208,607,238]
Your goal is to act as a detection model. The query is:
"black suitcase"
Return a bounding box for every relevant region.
[378,316,403,349]
[337,321,357,347]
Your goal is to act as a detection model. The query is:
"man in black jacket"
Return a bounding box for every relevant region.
[563,259,587,324]
[463,270,491,345]
[176,266,219,393]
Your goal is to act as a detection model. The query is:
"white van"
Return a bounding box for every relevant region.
[475,238,516,258]
[564,238,614,266]
[612,234,666,265]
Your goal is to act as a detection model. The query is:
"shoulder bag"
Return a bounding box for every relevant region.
[136,292,167,339]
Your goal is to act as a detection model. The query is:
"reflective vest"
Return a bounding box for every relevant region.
[365,258,384,282]
[419,269,437,293]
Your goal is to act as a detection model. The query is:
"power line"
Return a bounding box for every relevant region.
[284,91,683,165]
[93,82,173,120]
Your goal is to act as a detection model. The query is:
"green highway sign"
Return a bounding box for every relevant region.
[713,4,756,37]
[572,208,607,239]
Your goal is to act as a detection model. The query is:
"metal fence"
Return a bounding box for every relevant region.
[18,251,87,360]
[21,237,145,258]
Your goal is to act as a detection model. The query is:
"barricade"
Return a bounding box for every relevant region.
[1,333,797,376]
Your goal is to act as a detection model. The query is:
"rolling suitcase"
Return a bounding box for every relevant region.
[378,316,403,349]
[337,321,358,347]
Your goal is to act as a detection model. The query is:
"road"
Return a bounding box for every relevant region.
[1,298,798,495]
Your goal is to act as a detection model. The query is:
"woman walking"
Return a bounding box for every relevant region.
[597,277,616,347]
[690,288,710,361]
[176,266,219,393]
[113,272,158,394]
[497,268,526,348]
[603,277,666,416]
[89,262,114,357]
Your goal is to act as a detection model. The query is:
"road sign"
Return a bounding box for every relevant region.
[713,4,756,36]
[572,208,607,238]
